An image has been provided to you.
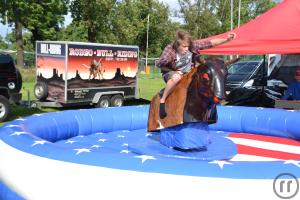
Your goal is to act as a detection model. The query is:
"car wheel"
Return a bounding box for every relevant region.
[0,95,10,122]
[96,96,110,108]
[34,82,48,100]
[110,94,124,107]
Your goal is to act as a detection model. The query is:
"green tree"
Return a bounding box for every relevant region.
[69,0,177,57]
[178,0,221,38]
[178,0,276,39]
[215,0,276,33]
[0,0,68,67]
[111,0,177,57]
[0,0,26,67]
[5,31,33,52]
[57,21,88,42]
[70,0,116,42]
[23,0,69,45]
[0,35,8,49]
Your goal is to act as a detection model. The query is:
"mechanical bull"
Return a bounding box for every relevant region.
[147,59,226,132]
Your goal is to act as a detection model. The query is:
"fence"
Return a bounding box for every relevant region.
[0,49,35,68]
[139,57,162,79]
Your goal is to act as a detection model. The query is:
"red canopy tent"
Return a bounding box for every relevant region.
[198,0,300,55]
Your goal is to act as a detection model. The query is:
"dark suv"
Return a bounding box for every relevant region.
[0,53,22,122]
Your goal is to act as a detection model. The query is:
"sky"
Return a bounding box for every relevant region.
[0,24,9,38]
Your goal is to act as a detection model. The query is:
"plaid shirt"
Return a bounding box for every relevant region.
[156,40,213,74]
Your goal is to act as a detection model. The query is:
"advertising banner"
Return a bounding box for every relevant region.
[66,44,139,100]
[36,42,66,102]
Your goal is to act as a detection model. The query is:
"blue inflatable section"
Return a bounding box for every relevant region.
[210,106,300,140]
[0,181,24,200]
[1,105,300,199]
[19,106,149,142]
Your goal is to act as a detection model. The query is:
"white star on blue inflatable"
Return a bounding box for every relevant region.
[284,160,300,168]
[256,107,264,110]
[287,110,296,112]
[32,140,48,146]
[209,160,233,169]
[74,148,91,155]
[91,145,101,148]
[5,124,20,128]
[120,150,130,154]
[65,140,76,144]
[10,131,28,136]
[98,139,107,142]
[135,155,157,163]
[16,118,26,121]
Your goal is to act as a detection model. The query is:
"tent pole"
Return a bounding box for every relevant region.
[230,0,233,31]
[145,14,150,72]
[261,55,266,106]
[238,0,241,27]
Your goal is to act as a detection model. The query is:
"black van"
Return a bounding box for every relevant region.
[226,55,300,107]
[0,53,22,122]
[226,60,263,94]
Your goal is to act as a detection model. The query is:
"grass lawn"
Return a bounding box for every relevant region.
[0,76,165,126]
[21,82,36,101]
[138,77,164,100]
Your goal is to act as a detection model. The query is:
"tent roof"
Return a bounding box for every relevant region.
[197,0,300,55]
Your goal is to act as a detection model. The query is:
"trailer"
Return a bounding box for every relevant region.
[34,41,139,108]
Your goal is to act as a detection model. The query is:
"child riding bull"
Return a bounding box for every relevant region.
[156,30,236,119]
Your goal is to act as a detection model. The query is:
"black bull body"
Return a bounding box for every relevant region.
[147,60,226,132]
